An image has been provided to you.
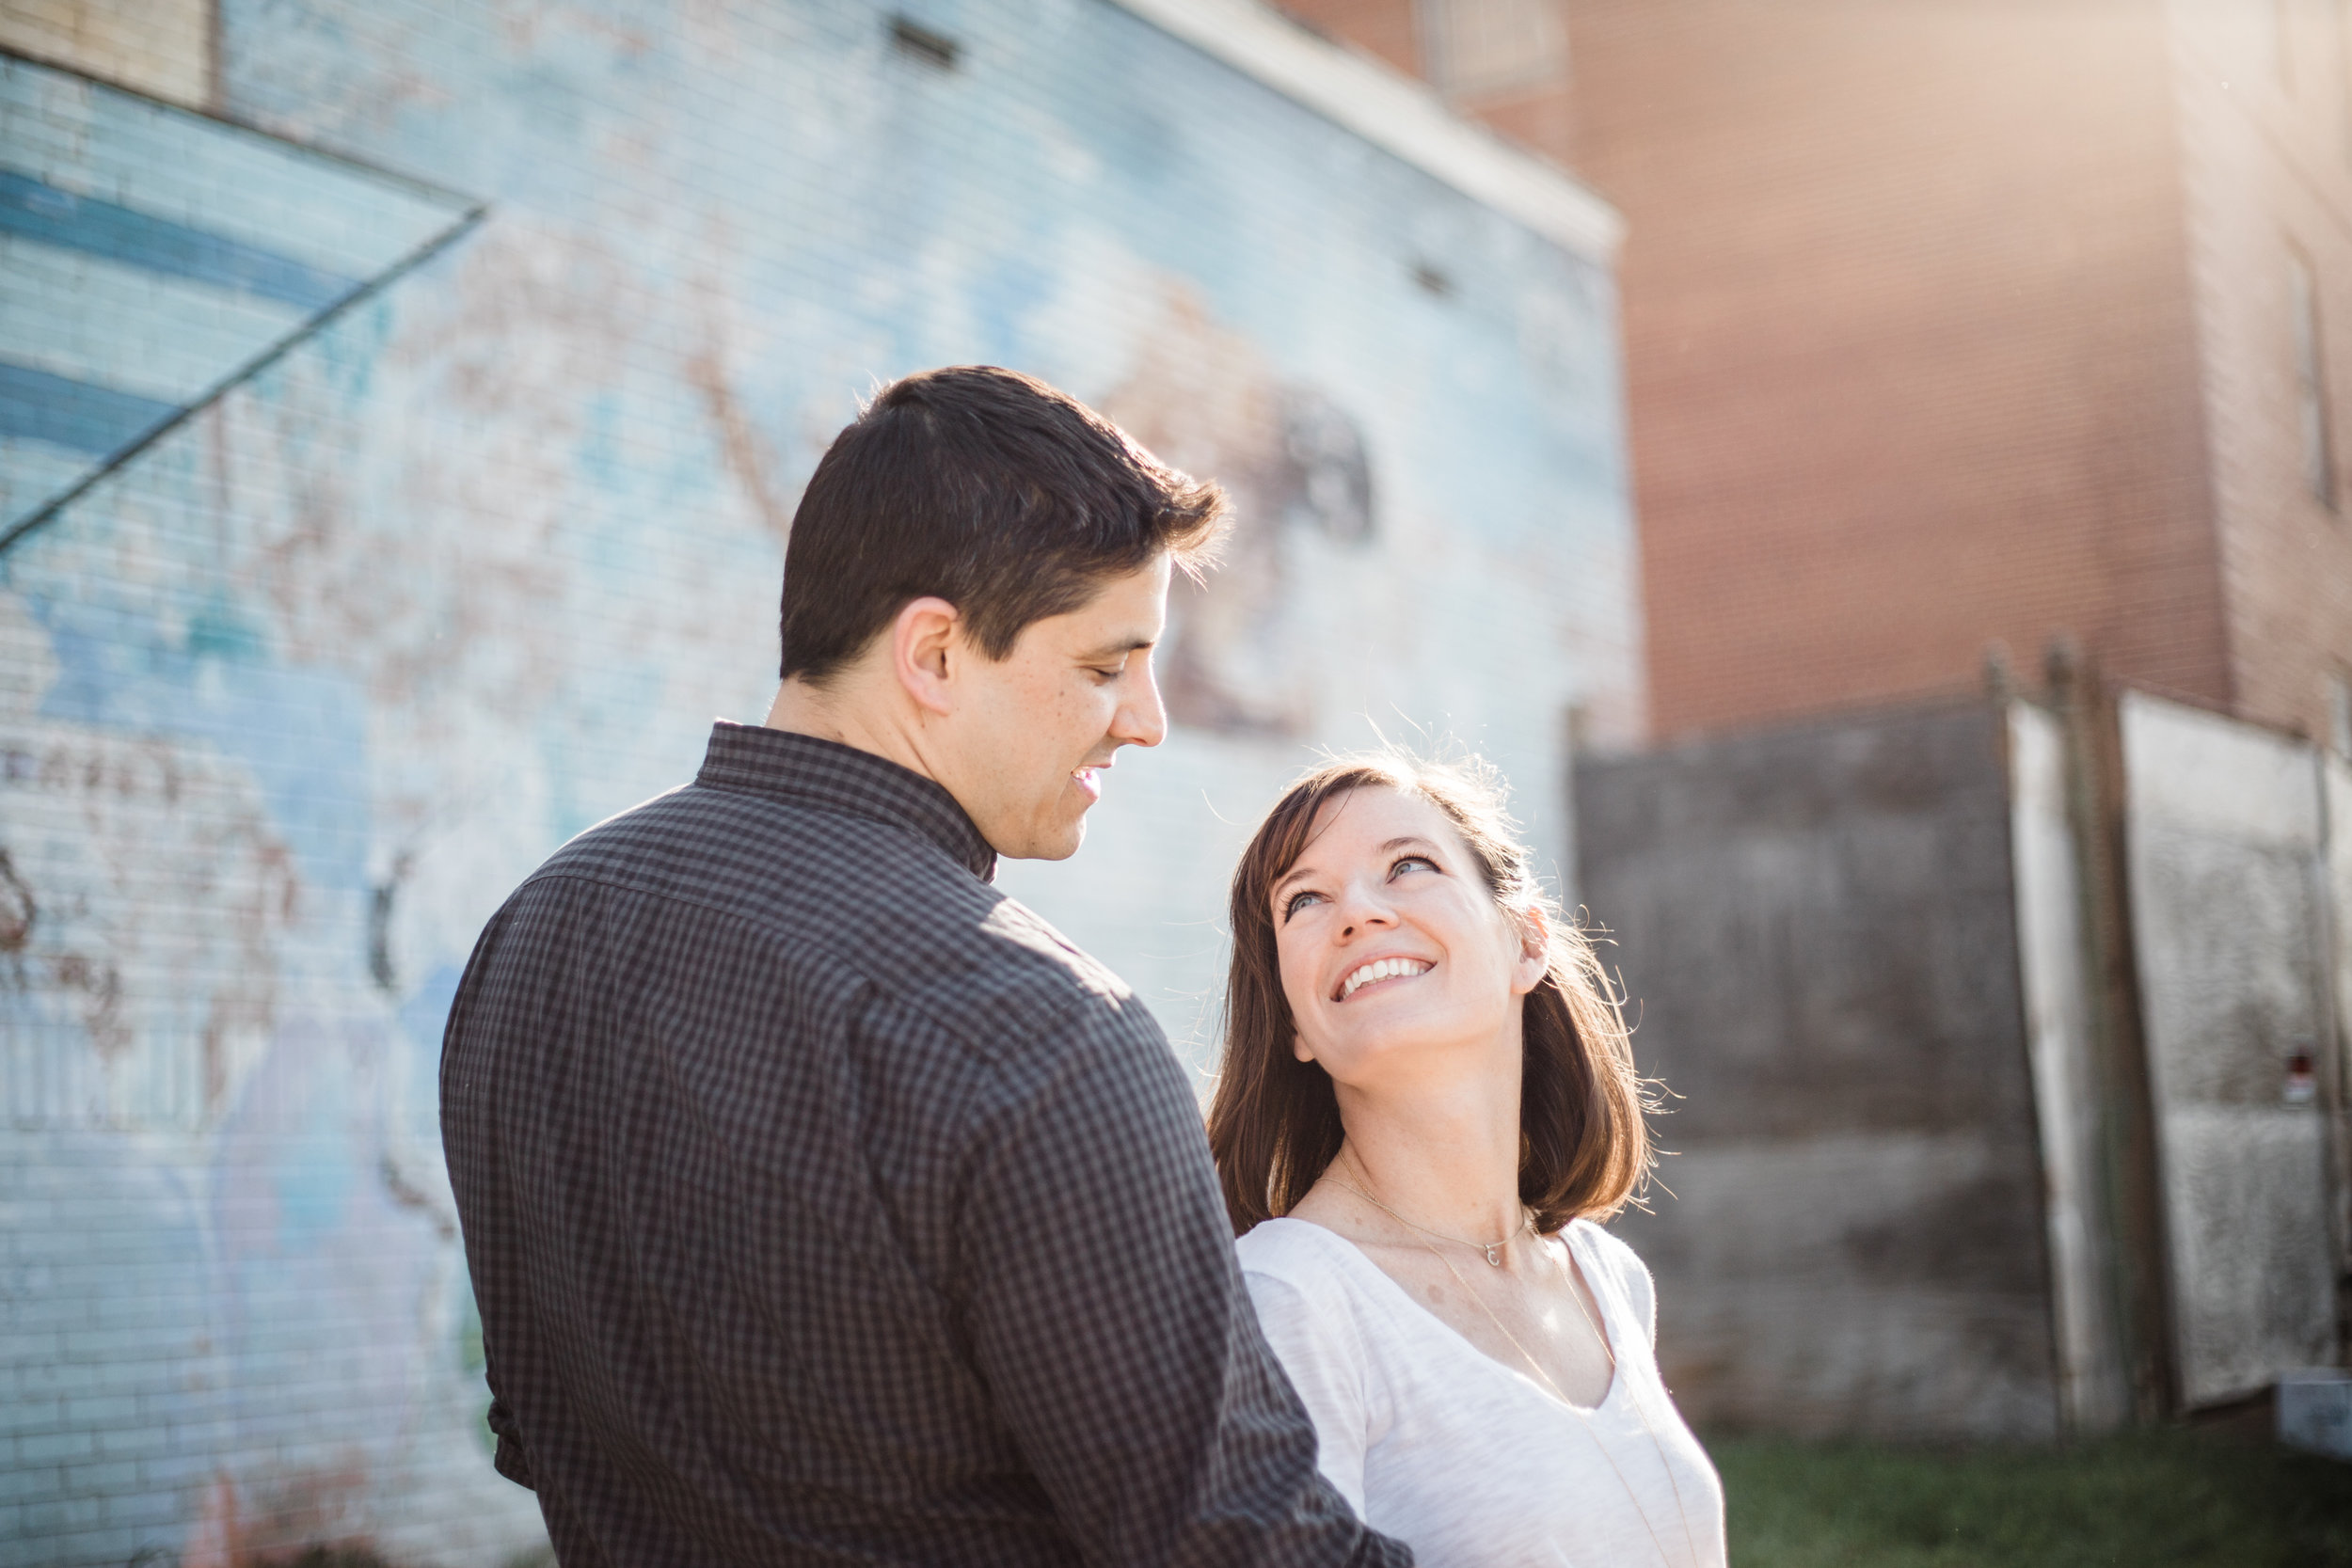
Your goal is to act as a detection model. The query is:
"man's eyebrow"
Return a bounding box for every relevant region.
[1074,634,1155,661]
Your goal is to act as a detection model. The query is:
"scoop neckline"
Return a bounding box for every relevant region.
[1255,1214,1627,1417]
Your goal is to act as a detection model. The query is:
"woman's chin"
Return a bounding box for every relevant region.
[1311,1013,1500,1081]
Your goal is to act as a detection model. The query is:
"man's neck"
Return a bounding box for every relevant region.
[764,675,936,784]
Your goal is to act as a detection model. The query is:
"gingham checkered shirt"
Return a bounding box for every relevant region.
[441,721,1407,1567]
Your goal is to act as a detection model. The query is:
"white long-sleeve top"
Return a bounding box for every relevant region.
[1237,1216,1728,1568]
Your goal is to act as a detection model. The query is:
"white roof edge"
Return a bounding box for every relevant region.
[1106,0,1624,261]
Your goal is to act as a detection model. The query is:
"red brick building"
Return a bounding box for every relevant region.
[1284,0,2352,749]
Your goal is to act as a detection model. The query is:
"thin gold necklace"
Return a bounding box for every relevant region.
[1327,1159,1706,1568]
[1326,1176,1534,1266]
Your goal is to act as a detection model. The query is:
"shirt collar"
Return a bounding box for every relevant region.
[693,721,998,882]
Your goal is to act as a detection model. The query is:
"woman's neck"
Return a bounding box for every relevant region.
[1329,1069,1525,1245]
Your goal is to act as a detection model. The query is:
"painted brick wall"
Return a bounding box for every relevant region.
[0,2,1635,1561]
[0,0,211,108]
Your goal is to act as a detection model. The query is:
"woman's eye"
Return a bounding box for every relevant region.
[1390,855,1438,879]
[1281,889,1325,921]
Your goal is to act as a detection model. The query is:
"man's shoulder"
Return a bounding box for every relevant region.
[520,780,1150,1062]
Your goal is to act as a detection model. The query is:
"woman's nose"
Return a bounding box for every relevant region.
[1335,883,1396,937]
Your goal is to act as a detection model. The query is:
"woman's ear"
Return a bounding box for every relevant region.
[1509,905,1549,996]
[1292,1031,1315,1064]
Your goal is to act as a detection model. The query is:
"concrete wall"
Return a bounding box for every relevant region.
[1577,702,2064,1439]
[0,4,1635,1562]
[2120,690,2337,1407]
[1577,686,2352,1436]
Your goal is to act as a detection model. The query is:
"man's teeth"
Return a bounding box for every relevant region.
[1339,958,1431,1001]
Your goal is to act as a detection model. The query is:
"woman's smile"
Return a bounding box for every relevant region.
[1333,956,1435,1003]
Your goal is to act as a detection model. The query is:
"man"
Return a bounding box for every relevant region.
[441,367,1411,1565]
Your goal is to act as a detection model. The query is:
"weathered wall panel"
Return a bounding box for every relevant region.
[0,3,1634,1560]
[2121,690,2335,1407]
[2007,699,2129,1432]
[2328,754,2352,1286]
[1578,703,2061,1439]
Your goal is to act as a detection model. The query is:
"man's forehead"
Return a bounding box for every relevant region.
[1059,566,1168,651]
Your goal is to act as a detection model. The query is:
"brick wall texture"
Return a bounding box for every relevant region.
[1294,0,2352,746]
[0,0,211,108]
[0,2,1636,1561]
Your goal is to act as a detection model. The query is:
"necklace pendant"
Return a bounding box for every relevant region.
[1485,1243,1503,1266]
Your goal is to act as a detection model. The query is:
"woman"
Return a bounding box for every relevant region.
[1210,752,1725,1567]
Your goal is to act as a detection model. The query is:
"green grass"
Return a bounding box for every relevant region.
[1713,1427,2352,1567]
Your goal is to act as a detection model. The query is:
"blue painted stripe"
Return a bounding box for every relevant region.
[0,169,359,312]
[0,361,178,455]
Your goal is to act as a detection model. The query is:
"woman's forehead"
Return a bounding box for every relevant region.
[1298,784,1463,857]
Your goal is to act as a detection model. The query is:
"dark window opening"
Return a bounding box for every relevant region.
[890,16,961,71]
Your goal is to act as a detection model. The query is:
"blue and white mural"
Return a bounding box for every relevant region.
[0,4,1634,1560]
[0,58,476,541]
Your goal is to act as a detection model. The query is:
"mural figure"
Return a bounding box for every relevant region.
[1104,287,1375,737]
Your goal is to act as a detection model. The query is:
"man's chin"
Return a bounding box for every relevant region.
[1036,814,1088,862]
[995,810,1089,863]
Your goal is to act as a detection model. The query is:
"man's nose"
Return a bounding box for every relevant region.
[1113,658,1168,750]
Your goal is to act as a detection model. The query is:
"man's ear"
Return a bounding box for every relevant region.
[890,596,962,718]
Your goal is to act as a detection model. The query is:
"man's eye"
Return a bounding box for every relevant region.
[1090,666,1122,683]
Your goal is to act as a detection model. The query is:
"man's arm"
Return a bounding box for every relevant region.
[958,1004,1412,1568]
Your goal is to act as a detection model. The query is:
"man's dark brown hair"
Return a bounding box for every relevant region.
[779,365,1228,681]
[1207,752,1657,1236]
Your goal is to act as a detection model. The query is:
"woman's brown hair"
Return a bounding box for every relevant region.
[1206,751,1655,1236]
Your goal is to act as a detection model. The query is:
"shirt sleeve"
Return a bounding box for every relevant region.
[958,1005,1412,1568]
[1241,1269,1371,1520]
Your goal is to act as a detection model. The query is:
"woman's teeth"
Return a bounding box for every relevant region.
[1338,957,1432,1001]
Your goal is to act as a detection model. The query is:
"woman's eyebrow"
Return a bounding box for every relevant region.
[1271,862,1324,898]
[1273,836,1442,900]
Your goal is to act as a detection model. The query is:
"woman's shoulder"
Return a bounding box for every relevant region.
[1236,1215,1370,1286]
[1236,1219,1399,1393]
[1567,1218,1658,1332]
[1566,1216,1647,1273]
